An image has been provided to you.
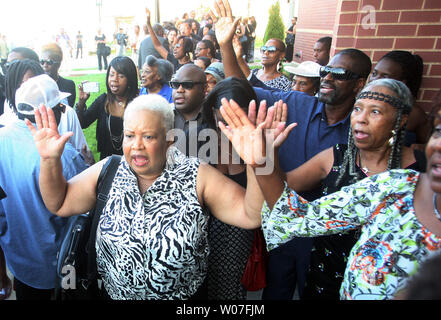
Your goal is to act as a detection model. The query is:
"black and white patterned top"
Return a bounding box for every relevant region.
[96,147,209,300]
[251,68,292,91]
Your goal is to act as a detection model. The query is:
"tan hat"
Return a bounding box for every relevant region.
[285,61,321,78]
[15,74,70,116]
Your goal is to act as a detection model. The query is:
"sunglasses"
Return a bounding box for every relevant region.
[260,46,280,53]
[319,66,360,81]
[40,59,59,66]
[169,81,206,90]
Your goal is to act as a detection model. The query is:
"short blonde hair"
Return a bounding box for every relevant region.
[41,43,63,62]
[124,94,174,132]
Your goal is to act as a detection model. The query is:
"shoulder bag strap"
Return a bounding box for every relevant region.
[86,155,121,279]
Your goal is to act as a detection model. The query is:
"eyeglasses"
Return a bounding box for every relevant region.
[195,47,207,52]
[40,59,59,66]
[319,66,360,81]
[260,46,280,54]
[169,81,206,90]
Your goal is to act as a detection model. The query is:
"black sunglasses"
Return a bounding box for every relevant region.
[40,59,59,66]
[169,81,206,90]
[260,45,279,54]
[319,66,360,81]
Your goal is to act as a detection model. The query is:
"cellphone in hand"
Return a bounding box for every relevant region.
[82,82,100,93]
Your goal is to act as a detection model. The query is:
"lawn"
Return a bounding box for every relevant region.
[64,73,107,162]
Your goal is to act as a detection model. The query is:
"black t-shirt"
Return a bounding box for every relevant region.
[57,76,76,107]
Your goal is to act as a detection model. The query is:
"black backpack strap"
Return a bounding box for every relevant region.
[86,155,121,280]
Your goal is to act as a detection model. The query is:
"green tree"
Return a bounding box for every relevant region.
[263,1,285,43]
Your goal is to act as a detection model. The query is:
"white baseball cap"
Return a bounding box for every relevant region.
[15,74,71,115]
[285,61,321,78]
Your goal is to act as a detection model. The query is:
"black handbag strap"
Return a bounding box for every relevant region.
[86,155,121,280]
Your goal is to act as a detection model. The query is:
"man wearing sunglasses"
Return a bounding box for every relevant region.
[212,0,372,300]
[171,64,207,133]
[40,43,76,107]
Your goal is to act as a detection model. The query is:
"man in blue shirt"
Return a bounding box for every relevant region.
[0,74,88,299]
[212,0,372,300]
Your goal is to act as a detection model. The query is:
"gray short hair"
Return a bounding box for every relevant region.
[144,55,174,84]
[124,94,174,132]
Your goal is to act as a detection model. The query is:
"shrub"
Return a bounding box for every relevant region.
[263,1,286,44]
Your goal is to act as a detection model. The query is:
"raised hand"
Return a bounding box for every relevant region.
[209,0,240,47]
[247,99,293,148]
[218,98,267,167]
[145,7,151,24]
[25,105,73,160]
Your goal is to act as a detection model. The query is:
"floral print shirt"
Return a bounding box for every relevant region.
[261,169,441,300]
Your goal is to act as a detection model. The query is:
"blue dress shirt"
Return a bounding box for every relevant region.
[250,74,350,172]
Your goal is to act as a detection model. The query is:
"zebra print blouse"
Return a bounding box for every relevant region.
[95,147,209,300]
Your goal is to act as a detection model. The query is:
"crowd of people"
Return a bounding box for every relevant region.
[0,0,440,302]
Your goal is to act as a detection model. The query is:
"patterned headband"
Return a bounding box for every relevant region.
[356,91,412,114]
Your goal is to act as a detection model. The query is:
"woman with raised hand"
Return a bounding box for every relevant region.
[218,78,440,300]
[201,77,258,300]
[145,8,193,72]
[27,94,264,300]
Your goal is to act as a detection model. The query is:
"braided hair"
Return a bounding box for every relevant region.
[5,59,44,113]
[335,78,413,186]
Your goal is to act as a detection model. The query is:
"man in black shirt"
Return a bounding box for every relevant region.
[40,43,76,107]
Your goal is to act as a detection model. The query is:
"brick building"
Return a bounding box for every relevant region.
[293,0,441,112]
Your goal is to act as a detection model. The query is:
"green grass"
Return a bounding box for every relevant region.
[65,73,107,162]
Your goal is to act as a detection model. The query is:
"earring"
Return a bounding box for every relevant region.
[388,130,396,147]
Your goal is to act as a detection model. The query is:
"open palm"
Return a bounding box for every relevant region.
[25,105,72,160]
[210,0,240,47]
[218,99,266,166]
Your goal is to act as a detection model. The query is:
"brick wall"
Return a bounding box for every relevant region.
[295,0,441,112]
[293,0,339,62]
